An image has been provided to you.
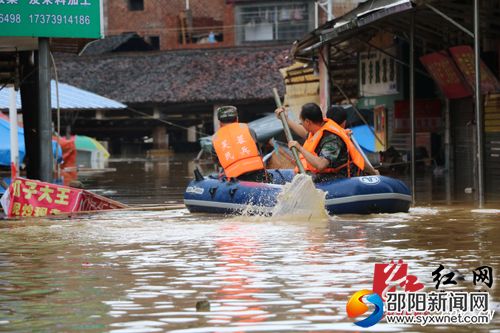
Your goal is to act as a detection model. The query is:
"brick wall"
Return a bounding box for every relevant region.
[105,0,360,51]
[333,0,363,18]
[107,0,234,50]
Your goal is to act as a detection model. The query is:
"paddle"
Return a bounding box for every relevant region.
[272,88,306,174]
[351,134,378,175]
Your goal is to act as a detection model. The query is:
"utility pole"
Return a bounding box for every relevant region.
[473,0,484,207]
[38,37,53,183]
[315,1,333,112]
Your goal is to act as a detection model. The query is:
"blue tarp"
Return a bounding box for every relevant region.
[0,117,62,167]
[0,117,25,167]
[351,124,376,153]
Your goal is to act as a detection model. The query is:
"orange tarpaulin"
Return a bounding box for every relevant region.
[57,136,77,169]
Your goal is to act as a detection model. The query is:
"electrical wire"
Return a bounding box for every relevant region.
[125,106,209,137]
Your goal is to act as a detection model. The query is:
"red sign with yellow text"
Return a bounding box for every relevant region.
[6,178,127,217]
[419,51,472,99]
[8,178,82,217]
[449,45,500,94]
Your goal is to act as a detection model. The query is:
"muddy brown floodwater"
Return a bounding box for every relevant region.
[0,155,498,332]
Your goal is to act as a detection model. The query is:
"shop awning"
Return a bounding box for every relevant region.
[292,0,500,62]
[293,0,414,59]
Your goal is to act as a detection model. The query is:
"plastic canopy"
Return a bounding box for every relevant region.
[75,135,110,158]
[0,116,62,167]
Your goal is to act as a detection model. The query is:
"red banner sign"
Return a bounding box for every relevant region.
[419,51,472,99]
[449,45,500,94]
[394,99,442,133]
[5,178,126,217]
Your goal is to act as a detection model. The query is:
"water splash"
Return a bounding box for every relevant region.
[271,174,328,221]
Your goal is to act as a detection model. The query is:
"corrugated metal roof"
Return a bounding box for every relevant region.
[0,80,127,110]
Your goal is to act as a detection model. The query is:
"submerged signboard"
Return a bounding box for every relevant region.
[0,0,102,38]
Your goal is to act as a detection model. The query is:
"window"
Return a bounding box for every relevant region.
[235,1,313,44]
[128,0,144,11]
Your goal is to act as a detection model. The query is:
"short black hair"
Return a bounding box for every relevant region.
[326,105,347,125]
[300,103,323,124]
[217,105,238,123]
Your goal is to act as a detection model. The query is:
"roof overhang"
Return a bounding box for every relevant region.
[293,0,415,59]
[0,80,126,111]
[292,0,500,62]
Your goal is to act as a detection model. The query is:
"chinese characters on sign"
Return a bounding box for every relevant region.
[359,48,399,97]
[450,45,500,94]
[5,177,127,217]
[420,46,500,98]
[0,0,101,38]
[8,178,82,216]
[419,51,472,99]
[393,99,442,133]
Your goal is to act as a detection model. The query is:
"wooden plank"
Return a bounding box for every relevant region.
[485,108,500,114]
[485,113,500,120]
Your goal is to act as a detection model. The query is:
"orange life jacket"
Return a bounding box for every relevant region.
[297,119,365,176]
[212,123,264,178]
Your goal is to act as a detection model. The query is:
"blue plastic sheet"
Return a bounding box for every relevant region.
[351,124,376,153]
[0,117,62,167]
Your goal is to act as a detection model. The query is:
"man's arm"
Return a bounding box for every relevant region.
[288,140,330,171]
[363,162,380,175]
[275,107,308,139]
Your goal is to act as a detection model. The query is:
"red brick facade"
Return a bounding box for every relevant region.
[106,0,235,50]
[105,0,358,51]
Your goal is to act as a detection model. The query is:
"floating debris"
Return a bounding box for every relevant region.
[195,300,210,312]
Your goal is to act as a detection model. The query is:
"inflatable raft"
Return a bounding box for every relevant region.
[184,169,411,215]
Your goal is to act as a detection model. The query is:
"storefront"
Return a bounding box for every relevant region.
[289,0,500,205]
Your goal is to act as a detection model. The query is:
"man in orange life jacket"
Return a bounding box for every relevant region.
[212,106,268,182]
[326,105,348,128]
[275,103,378,182]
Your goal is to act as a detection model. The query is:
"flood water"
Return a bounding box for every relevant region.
[1,154,499,332]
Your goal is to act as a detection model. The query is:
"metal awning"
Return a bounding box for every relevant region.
[293,0,415,59]
[293,0,499,61]
[0,80,126,110]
